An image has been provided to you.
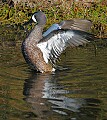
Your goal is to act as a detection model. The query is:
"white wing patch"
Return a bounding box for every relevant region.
[37,31,74,64]
[37,30,91,64]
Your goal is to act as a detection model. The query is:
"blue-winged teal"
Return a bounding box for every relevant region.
[22,11,94,73]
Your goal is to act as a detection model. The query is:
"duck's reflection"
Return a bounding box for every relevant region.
[23,72,101,119]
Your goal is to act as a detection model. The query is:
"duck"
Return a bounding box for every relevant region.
[22,11,94,73]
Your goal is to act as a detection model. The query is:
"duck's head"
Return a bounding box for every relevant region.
[32,11,47,26]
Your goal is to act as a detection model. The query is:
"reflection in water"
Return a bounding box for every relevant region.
[23,72,102,120]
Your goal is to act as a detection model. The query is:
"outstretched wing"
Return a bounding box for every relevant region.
[37,29,94,65]
[43,19,92,37]
[59,19,92,31]
[43,24,61,37]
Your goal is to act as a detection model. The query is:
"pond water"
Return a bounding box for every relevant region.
[0,26,107,120]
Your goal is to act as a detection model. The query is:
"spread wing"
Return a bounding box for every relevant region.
[59,19,92,31]
[37,29,94,65]
[43,19,92,37]
[43,24,61,37]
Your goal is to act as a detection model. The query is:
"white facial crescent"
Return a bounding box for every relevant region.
[32,15,37,23]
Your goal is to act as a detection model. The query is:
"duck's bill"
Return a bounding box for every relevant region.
[23,18,34,26]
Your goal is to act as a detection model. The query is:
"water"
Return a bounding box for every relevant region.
[0,26,107,120]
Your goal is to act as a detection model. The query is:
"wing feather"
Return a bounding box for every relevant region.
[59,19,92,31]
[37,29,94,65]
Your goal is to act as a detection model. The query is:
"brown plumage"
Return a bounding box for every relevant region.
[22,11,94,73]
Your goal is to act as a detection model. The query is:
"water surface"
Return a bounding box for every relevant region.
[0,26,107,120]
